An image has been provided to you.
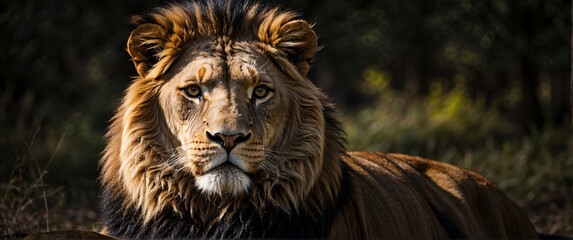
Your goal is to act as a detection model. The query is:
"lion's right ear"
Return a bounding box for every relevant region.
[127,23,168,78]
[258,16,318,77]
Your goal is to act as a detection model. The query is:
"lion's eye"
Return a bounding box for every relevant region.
[253,86,270,99]
[183,85,202,98]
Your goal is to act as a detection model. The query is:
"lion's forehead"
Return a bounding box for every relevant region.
[171,40,270,87]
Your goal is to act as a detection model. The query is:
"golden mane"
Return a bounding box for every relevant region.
[100,0,344,237]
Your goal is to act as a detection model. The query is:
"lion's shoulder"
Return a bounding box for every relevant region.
[334,151,537,238]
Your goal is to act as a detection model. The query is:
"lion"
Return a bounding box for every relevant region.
[100,0,539,238]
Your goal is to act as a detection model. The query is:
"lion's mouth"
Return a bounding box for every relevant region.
[195,161,252,196]
[211,161,239,172]
[200,153,251,174]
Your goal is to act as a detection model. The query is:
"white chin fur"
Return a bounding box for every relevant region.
[195,167,251,196]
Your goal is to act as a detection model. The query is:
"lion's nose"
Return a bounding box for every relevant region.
[207,132,251,153]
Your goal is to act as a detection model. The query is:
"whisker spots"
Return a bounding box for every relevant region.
[247,142,264,147]
[237,153,264,160]
[190,153,217,158]
[187,147,219,151]
[241,148,264,152]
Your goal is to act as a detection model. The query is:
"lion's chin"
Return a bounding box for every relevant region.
[195,164,251,197]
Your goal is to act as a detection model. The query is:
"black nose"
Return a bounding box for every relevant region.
[207,132,251,153]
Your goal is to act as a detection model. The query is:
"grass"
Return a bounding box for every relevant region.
[0,133,62,237]
[0,133,101,238]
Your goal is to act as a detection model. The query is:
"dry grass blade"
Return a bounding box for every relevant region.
[0,132,65,238]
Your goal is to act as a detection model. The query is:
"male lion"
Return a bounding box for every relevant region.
[100,0,538,238]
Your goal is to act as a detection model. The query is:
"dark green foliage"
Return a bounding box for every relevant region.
[0,0,162,218]
[287,0,570,127]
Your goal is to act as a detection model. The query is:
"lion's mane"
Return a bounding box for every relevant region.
[100,0,344,238]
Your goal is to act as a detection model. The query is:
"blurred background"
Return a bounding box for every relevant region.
[1,0,571,236]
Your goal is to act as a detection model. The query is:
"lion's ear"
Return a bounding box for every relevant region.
[127,23,168,78]
[259,18,318,76]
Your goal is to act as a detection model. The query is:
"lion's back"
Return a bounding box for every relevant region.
[330,152,538,239]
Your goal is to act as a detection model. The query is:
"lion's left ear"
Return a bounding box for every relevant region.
[259,18,318,76]
[127,23,167,78]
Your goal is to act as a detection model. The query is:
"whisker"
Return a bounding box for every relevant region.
[255,58,271,75]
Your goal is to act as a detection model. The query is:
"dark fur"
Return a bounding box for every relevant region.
[102,180,352,239]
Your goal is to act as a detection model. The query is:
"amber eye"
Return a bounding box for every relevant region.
[253,86,269,98]
[184,85,202,98]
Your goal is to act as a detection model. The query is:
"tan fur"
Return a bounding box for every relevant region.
[100,1,538,238]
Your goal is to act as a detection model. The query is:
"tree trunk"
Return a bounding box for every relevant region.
[550,72,567,124]
[570,0,573,125]
[521,59,544,128]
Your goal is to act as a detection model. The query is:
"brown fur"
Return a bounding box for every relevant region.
[100,0,538,238]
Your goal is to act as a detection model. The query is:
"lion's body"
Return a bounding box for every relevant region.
[333,153,537,238]
[100,0,538,238]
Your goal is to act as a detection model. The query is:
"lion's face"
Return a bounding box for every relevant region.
[158,41,289,196]
[102,2,334,224]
